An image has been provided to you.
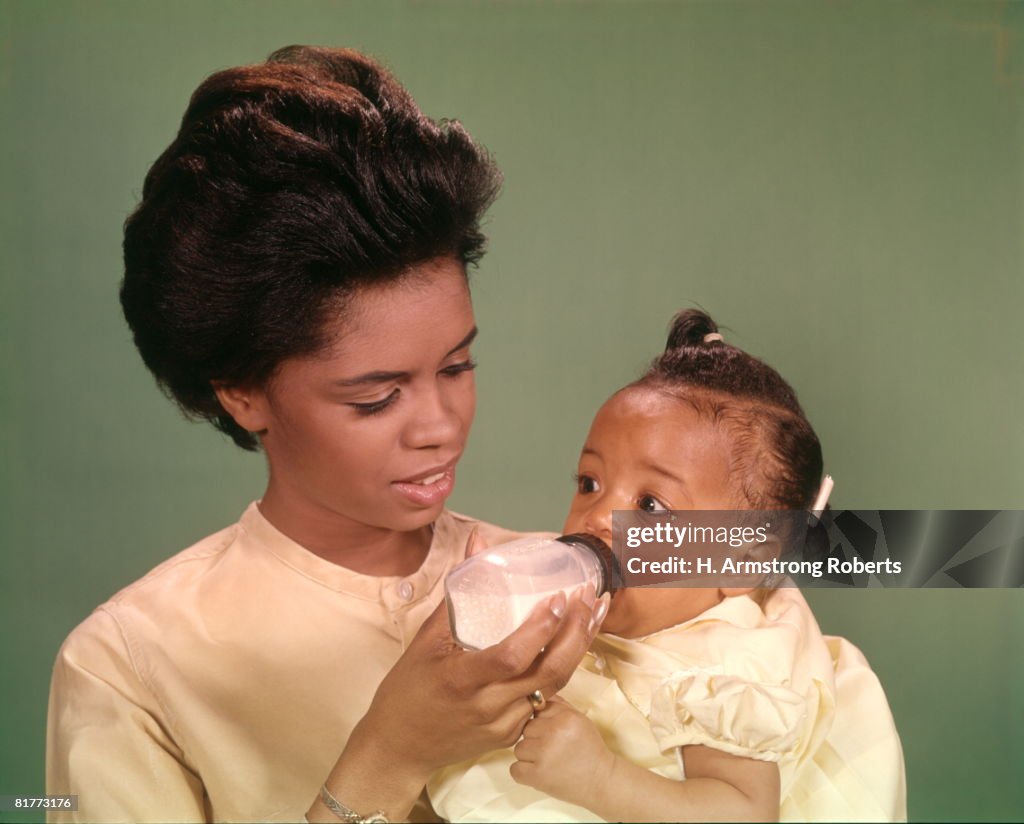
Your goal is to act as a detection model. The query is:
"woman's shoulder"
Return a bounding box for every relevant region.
[57,510,251,654]
[113,522,242,602]
[96,515,245,620]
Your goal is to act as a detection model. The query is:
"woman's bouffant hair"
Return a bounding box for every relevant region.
[641,309,825,515]
[121,45,502,450]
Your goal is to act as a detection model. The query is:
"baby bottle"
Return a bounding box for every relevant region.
[445,533,619,650]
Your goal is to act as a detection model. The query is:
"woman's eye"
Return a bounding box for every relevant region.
[638,494,668,514]
[440,359,477,378]
[574,474,599,494]
[348,389,399,416]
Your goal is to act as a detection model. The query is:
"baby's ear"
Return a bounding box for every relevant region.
[719,535,781,599]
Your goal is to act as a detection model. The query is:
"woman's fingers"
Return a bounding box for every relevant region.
[385,578,607,768]
[473,696,535,749]
[539,694,569,710]
[408,599,461,654]
[464,525,488,558]
[501,586,598,697]
[592,592,611,633]
[457,591,568,687]
[523,695,568,731]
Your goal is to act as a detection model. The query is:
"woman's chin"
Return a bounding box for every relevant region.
[386,499,449,534]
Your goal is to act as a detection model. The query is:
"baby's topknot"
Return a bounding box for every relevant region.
[664,308,722,351]
[652,309,804,416]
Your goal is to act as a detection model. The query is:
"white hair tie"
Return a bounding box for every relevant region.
[810,475,834,519]
[703,332,724,343]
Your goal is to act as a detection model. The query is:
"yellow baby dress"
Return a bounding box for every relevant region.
[428,586,906,822]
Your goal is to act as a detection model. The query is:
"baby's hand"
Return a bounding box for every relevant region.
[510,696,615,809]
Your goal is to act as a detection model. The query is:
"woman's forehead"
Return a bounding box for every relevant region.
[316,260,473,359]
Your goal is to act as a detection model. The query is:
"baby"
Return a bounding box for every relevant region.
[429,309,906,822]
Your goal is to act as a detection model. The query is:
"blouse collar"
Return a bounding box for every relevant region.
[238,501,463,601]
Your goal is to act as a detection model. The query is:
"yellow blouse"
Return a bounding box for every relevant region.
[429,587,906,822]
[46,503,525,823]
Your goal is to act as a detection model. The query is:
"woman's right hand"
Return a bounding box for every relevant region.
[368,525,608,777]
[307,531,609,822]
[367,584,604,777]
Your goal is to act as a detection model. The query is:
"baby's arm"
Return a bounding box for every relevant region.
[512,698,779,822]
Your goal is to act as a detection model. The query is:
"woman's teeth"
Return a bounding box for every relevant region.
[413,472,445,485]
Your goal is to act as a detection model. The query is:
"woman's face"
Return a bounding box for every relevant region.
[240,257,478,534]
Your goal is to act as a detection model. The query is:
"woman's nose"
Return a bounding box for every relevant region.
[403,387,462,450]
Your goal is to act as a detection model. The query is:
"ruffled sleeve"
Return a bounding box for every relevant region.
[596,590,836,768]
[648,666,811,761]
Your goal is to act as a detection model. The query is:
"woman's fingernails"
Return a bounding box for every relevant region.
[466,526,484,557]
[589,593,611,635]
[550,591,567,618]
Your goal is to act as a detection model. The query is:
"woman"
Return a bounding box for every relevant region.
[46,45,606,823]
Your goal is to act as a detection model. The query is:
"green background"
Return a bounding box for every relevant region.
[1,1,1022,820]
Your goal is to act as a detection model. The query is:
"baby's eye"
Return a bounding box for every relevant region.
[574,474,599,495]
[638,494,668,514]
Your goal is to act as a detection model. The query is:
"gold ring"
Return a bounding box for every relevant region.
[527,690,546,712]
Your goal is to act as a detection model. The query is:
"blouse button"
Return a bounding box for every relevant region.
[593,655,606,672]
[398,581,414,601]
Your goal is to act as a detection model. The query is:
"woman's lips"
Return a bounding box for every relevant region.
[391,465,456,507]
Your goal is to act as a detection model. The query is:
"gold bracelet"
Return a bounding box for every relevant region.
[318,784,389,824]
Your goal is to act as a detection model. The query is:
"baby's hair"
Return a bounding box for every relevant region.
[639,308,828,527]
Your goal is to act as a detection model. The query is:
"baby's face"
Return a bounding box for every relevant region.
[563,385,736,637]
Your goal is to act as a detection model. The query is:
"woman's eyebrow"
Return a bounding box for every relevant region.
[335,326,479,386]
[335,370,408,387]
[446,325,478,356]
